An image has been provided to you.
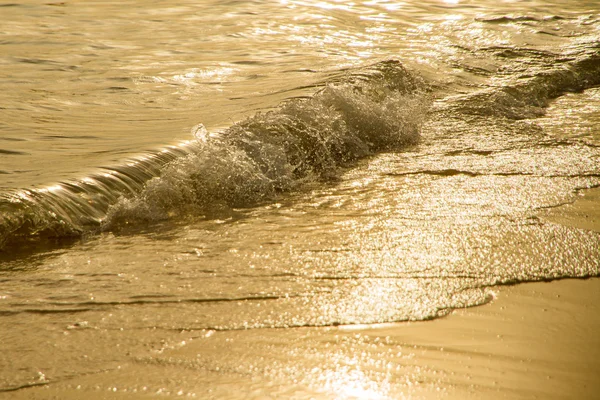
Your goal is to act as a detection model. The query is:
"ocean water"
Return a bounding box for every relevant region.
[1,0,599,396]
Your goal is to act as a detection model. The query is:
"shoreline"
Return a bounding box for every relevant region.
[540,186,600,233]
[6,277,600,399]
[378,278,600,399]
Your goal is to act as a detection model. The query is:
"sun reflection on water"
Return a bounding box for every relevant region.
[319,368,389,399]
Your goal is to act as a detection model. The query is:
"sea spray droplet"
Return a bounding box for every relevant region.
[191,123,209,142]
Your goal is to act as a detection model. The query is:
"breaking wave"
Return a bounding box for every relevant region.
[2,47,599,250]
[451,46,600,119]
[0,60,429,249]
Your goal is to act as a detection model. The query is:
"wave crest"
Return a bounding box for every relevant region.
[104,61,429,227]
[0,61,430,248]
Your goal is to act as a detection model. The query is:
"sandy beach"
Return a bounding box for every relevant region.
[2,2,600,399]
[5,277,599,400]
[541,187,600,234]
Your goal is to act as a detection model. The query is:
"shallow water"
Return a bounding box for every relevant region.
[1,0,599,396]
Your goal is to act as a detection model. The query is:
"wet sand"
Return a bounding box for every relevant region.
[4,278,599,400]
[541,187,600,234]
